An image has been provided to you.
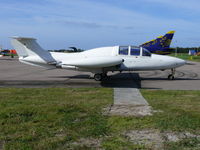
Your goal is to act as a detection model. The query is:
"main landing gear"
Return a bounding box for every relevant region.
[94,74,102,81]
[94,73,107,81]
[168,68,175,80]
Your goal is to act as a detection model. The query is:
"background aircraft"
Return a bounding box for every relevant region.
[140,31,175,55]
[0,49,17,56]
[11,37,185,81]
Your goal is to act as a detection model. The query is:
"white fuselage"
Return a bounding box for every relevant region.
[11,37,186,80]
[46,46,185,73]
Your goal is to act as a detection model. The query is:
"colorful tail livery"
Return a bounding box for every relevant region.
[141,31,175,55]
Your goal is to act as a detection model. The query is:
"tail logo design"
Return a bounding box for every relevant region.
[141,31,175,55]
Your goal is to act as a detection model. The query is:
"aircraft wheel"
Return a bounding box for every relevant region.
[168,74,175,80]
[94,74,102,81]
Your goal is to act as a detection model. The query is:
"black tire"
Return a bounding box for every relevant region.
[168,74,175,80]
[94,74,102,81]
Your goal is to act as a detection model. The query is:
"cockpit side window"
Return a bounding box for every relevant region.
[119,46,128,55]
[142,48,151,57]
[130,47,140,56]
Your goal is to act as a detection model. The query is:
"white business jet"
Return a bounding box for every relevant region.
[11,37,185,81]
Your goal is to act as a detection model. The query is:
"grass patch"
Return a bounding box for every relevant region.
[102,136,146,150]
[141,90,200,132]
[164,137,200,150]
[0,88,112,150]
[1,88,200,149]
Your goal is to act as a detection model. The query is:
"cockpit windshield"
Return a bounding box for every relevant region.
[130,46,140,56]
[142,48,151,57]
[119,46,128,55]
[118,46,151,57]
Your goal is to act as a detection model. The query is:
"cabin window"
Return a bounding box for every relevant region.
[130,47,140,56]
[142,48,151,56]
[119,46,128,55]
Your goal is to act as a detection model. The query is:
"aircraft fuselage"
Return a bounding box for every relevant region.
[11,37,185,81]
[48,46,185,73]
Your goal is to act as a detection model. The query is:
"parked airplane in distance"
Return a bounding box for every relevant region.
[11,37,185,81]
[141,31,175,55]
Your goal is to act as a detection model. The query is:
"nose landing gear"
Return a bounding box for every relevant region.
[168,68,175,80]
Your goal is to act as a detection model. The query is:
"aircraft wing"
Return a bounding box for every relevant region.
[61,56,123,68]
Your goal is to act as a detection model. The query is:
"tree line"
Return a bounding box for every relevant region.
[173,47,200,53]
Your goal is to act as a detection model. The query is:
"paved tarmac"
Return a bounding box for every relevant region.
[0,57,200,90]
[111,88,153,116]
[114,88,148,105]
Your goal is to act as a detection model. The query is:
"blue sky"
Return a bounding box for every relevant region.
[1,0,200,49]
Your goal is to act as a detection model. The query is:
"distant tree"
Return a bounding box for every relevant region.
[48,47,84,53]
[172,47,200,53]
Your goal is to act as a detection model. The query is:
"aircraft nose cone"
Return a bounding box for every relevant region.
[175,58,186,67]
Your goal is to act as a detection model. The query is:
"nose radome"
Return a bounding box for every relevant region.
[175,58,186,66]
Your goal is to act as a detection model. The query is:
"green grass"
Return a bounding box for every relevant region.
[141,90,200,131]
[0,88,112,150]
[1,88,200,149]
[170,53,200,62]
[164,137,200,150]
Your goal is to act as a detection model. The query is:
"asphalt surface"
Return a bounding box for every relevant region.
[0,56,200,90]
[114,88,148,105]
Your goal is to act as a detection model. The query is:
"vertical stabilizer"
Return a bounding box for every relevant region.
[11,37,57,68]
[141,31,175,54]
[11,37,56,63]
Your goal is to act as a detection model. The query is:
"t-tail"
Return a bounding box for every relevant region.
[11,37,57,68]
[141,31,175,55]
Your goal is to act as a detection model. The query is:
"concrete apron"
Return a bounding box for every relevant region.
[109,88,153,117]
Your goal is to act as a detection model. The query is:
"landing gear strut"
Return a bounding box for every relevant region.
[102,72,107,78]
[168,68,175,80]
